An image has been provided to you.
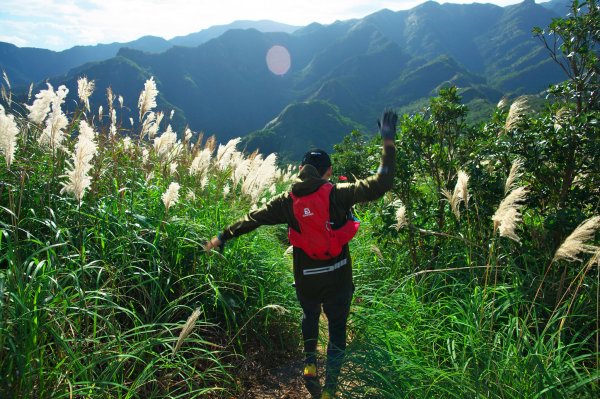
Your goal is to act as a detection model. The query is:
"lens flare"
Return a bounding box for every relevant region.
[266,45,291,76]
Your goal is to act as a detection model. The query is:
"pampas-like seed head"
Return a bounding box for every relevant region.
[38,85,69,150]
[492,186,528,243]
[505,96,531,132]
[184,128,192,142]
[153,124,178,160]
[60,121,98,202]
[554,107,572,132]
[553,216,600,263]
[162,182,180,211]
[200,175,209,189]
[26,83,56,124]
[443,170,470,219]
[138,77,158,121]
[394,204,408,230]
[190,148,213,176]
[505,158,523,195]
[173,307,202,356]
[77,77,95,112]
[106,87,115,108]
[122,137,132,150]
[241,152,278,201]
[0,105,19,167]
[497,96,509,109]
[204,135,216,152]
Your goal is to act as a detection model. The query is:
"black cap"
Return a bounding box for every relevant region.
[301,149,331,175]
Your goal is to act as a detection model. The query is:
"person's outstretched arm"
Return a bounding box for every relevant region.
[204,193,290,252]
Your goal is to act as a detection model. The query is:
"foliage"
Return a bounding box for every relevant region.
[0,83,298,398]
[0,3,598,397]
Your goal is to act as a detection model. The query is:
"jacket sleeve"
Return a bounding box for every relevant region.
[220,193,290,241]
[336,144,396,207]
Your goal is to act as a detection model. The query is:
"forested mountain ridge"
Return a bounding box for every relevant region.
[1,1,572,159]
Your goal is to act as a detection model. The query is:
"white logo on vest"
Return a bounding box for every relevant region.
[303,208,314,217]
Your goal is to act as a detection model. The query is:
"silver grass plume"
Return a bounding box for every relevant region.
[60,121,97,202]
[232,153,251,187]
[204,135,216,152]
[26,83,55,124]
[106,87,115,111]
[38,85,69,150]
[190,148,213,176]
[141,111,164,140]
[505,96,531,132]
[162,182,180,211]
[184,128,193,143]
[153,125,178,160]
[443,170,470,219]
[0,86,7,108]
[394,203,408,230]
[98,105,103,121]
[241,153,278,201]
[110,109,117,137]
[504,158,523,195]
[492,186,528,243]
[138,77,158,121]
[216,138,241,170]
[2,71,11,107]
[553,216,600,263]
[554,107,572,132]
[77,77,95,112]
[497,96,509,110]
[122,137,133,150]
[150,112,164,138]
[169,162,178,175]
[0,105,19,167]
[200,175,209,189]
[173,307,202,356]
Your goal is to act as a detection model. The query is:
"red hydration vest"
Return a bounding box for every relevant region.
[288,183,360,260]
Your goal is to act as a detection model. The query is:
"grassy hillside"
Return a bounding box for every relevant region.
[1,53,598,399]
[242,100,365,162]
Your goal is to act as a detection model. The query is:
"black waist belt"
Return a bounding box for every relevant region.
[303,258,348,276]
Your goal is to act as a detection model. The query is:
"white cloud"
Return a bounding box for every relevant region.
[0,0,527,50]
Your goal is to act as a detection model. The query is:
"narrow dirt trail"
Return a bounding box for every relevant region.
[238,360,321,399]
[235,316,343,398]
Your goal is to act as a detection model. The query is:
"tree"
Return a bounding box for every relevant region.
[533,0,599,207]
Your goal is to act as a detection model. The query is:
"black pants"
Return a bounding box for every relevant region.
[297,284,353,391]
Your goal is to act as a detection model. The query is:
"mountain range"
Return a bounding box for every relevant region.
[0,0,572,161]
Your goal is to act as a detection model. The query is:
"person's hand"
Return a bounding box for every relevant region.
[204,236,223,253]
[377,109,398,141]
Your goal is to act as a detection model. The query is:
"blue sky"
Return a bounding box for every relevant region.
[1,0,531,51]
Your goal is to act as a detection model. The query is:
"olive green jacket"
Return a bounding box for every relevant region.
[220,144,396,295]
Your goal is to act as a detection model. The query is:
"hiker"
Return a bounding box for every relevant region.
[204,109,398,399]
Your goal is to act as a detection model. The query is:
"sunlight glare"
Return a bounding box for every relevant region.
[266,45,291,76]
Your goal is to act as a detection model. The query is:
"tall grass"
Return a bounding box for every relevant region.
[1,76,597,399]
[0,78,298,398]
